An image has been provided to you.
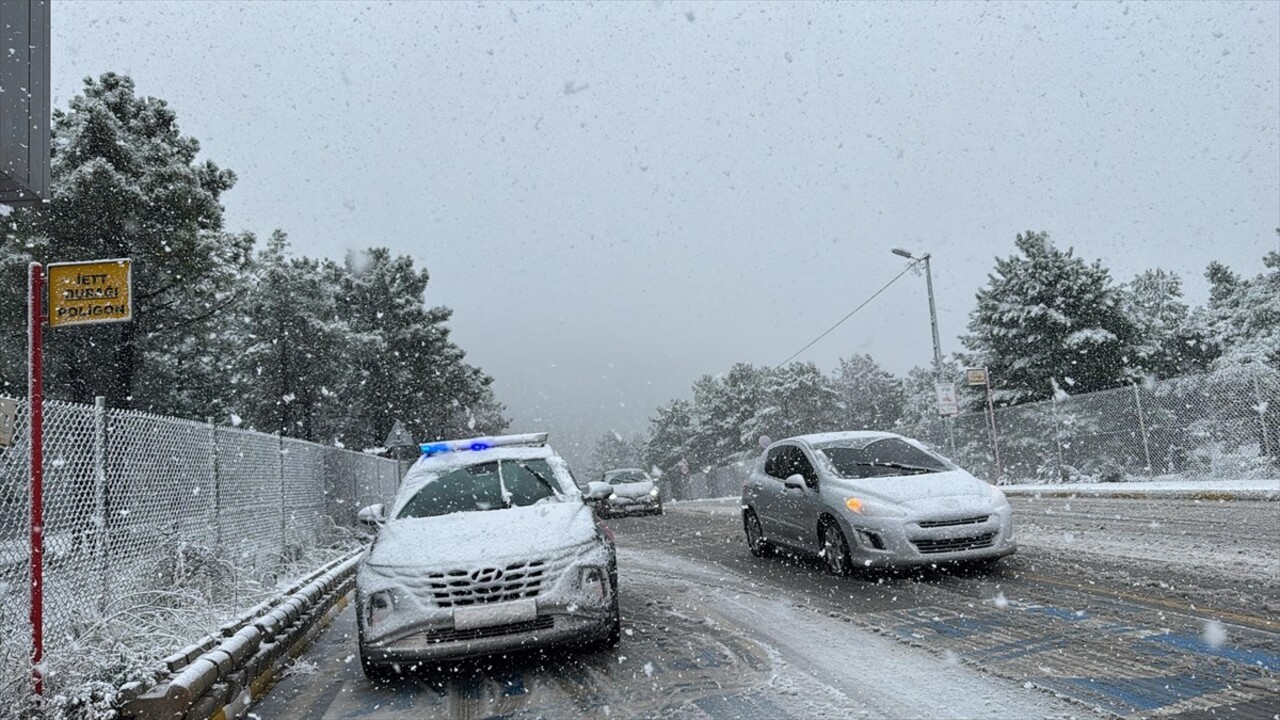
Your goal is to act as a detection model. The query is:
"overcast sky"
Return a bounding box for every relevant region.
[52,1,1279,462]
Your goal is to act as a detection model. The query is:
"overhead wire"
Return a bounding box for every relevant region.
[774,259,921,368]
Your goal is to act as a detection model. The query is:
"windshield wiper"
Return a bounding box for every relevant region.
[515,461,562,497]
[850,461,937,475]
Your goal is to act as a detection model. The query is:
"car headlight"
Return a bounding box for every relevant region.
[649,487,659,497]
[842,497,904,517]
[365,589,395,629]
[577,566,610,601]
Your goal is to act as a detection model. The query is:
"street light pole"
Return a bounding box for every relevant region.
[891,248,943,381]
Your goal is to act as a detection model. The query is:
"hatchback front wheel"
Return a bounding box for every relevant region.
[821,522,851,576]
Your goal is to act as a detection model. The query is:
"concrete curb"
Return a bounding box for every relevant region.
[1002,486,1280,502]
[120,551,362,720]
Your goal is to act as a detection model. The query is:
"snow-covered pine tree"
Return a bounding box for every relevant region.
[333,248,506,449]
[231,231,353,441]
[1,73,247,409]
[1121,269,1212,379]
[644,398,694,475]
[960,231,1139,406]
[832,353,905,431]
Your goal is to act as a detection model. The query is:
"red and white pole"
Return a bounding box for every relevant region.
[28,262,44,697]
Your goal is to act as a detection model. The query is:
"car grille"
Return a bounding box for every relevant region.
[420,616,555,644]
[912,531,997,554]
[426,560,548,607]
[917,515,990,529]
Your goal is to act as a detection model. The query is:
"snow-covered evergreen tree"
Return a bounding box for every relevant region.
[334,248,507,449]
[231,231,353,441]
[1203,248,1280,373]
[0,73,247,408]
[961,231,1139,405]
[585,431,647,481]
[687,363,767,466]
[1121,269,1212,378]
[643,399,691,472]
[743,362,842,443]
[832,353,905,430]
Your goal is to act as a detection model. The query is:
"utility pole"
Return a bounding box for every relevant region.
[892,248,943,381]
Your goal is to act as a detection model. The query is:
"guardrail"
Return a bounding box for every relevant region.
[119,551,362,720]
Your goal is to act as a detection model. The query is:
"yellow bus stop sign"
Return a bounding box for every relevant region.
[46,258,133,328]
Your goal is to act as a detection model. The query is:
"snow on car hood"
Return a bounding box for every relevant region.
[608,480,655,499]
[366,501,598,568]
[827,469,997,507]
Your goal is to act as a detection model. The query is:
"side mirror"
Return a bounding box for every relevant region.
[357,503,387,528]
[783,474,806,491]
[585,481,613,500]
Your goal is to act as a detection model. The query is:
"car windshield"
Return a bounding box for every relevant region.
[605,470,649,484]
[820,439,952,479]
[397,459,560,519]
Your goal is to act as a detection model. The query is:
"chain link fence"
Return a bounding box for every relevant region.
[663,366,1280,501]
[0,396,403,711]
[907,365,1280,484]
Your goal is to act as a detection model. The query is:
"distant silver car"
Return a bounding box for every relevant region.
[584,468,663,517]
[355,433,619,678]
[741,431,1015,574]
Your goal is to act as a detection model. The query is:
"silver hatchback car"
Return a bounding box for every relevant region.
[741,431,1015,574]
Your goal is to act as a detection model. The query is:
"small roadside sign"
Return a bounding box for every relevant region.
[0,398,17,447]
[934,383,959,416]
[965,367,989,386]
[384,420,415,448]
[46,258,132,328]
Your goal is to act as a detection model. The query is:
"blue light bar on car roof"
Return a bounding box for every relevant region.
[419,432,549,457]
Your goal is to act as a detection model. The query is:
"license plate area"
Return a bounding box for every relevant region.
[453,598,538,630]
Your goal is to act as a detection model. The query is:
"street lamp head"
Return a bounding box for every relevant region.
[891,247,914,259]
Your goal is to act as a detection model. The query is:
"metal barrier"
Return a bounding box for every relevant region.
[0,397,402,712]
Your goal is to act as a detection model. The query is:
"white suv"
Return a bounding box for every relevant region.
[355,433,619,677]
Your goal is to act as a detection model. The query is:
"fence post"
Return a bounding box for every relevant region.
[1132,384,1153,473]
[1254,373,1272,459]
[207,418,220,550]
[277,433,286,559]
[93,396,108,609]
[1051,397,1065,480]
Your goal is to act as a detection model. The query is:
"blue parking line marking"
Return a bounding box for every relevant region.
[1051,674,1227,713]
[1145,633,1280,671]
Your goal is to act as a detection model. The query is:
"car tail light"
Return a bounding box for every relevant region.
[594,516,614,542]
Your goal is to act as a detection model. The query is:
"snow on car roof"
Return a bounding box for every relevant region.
[396,444,572,501]
[783,431,904,448]
[604,467,648,476]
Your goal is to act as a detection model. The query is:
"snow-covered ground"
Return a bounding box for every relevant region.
[619,548,1083,719]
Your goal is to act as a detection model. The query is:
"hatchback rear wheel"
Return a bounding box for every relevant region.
[744,510,773,557]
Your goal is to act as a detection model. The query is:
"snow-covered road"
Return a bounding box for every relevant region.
[251,496,1279,719]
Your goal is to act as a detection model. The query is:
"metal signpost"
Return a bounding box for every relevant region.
[27,257,133,697]
[967,367,1003,481]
